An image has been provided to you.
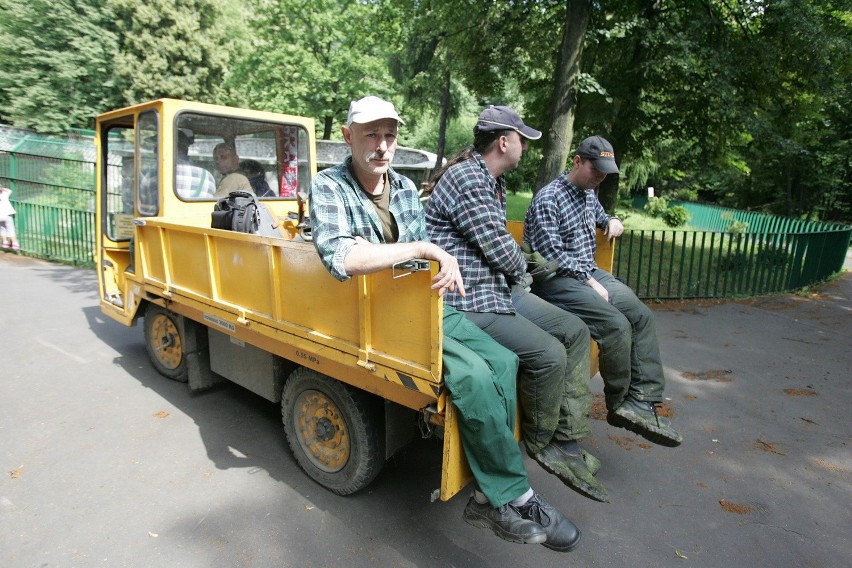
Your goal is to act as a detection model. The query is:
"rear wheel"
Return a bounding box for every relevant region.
[144,305,188,382]
[281,367,383,495]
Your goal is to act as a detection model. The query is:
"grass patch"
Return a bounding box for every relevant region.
[506,192,685,231]
[613,230,802,299]
[506,191,532,221]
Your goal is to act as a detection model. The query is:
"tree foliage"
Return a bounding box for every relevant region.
[0,0,847,221]
[223,0,399,139]
[0,0,120,132]
[108,0,237,105]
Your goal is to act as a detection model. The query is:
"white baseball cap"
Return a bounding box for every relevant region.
[346,96,405,126]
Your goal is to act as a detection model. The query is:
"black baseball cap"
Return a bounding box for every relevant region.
[576,136,619,174]
[475,105,542,140]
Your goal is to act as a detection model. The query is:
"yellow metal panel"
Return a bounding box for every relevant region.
[441,398,472,501]
[368,266,440,379]
[506,220,525,243]
[277,243,361,344]
[167,230,212,297]
[138,225,166,282]
[212,235,277,317]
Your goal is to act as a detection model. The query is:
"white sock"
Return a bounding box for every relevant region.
[473,490,488,505]
[510,488,535,507]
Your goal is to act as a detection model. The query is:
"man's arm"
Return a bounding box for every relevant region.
[448,175,526,284]
[344,237,465,297]
[527,196,593,282]
[592,197,623,238]
[310,172,463,296]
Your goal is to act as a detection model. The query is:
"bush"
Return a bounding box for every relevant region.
[721,212,749,234]
[663,205,690,227]
[667,187,699,202]
[726,219,750,234]
[644,196,669,218]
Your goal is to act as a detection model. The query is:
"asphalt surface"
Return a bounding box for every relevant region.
[1,251,850,568]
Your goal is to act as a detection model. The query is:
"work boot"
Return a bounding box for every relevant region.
[528,443,609,502]
[582,449,601,476]
[517,493,582,553]
[462,496,547,545]
[607,397,683,447]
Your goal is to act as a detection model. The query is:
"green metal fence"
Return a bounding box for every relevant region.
[1,126,96,266]
[1,126,849,298]
[617,199,850,299]
[614,228,850,299]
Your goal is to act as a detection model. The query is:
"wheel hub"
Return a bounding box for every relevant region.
[150,314,182,369]
[294,390,350,473]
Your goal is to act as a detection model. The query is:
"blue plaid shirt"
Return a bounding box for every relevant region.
[524,170,614,283]
[175,163,216,199]
[310,157,426,281]
[425,152,526,313]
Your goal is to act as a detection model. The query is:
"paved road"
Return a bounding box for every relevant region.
[1,252,850,568]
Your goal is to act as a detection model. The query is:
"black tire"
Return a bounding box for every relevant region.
[281,367,383,495]
[143,304,188,382]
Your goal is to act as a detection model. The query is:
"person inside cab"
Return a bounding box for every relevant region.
[175,129,216,199]
[213,142,253,197]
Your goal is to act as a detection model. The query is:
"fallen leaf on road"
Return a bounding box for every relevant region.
[783,388,817,397]
[719,499,753,514]
[153,411,170,419]
[754,439,785,455]
[675,549,688,559]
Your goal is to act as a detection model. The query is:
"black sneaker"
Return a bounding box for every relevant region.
[517,493,582,552]
[463,496,547,545]
[607,398,683,447]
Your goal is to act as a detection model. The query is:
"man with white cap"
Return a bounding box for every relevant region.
[425,106,608,507]
[310,96,581,552]
[525,136,682,448]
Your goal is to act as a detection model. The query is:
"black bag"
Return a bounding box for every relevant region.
[211,191,259,233]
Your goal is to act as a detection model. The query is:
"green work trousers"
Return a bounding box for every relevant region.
[533,269,666,412]
[463,287,592,454]
[442,306,530,508]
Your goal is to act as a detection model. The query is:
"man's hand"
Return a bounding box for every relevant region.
[428,244,466,297]
[586,277,609,302]
[605,218,624,240]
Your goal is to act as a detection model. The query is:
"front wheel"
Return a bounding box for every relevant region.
[143,304,188,382]
[281,367,383,495]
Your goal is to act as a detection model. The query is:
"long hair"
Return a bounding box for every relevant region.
[422,128,512,195]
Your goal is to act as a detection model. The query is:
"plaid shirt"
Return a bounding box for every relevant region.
[524,170,613,283]
[310,157,426,281]
[425,152,526,313]
[175,164,216,199]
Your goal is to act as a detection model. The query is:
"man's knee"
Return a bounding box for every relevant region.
[601,312,632,345]
[631,301,655,328]
[558,314,590,347]
[535,335,567,374]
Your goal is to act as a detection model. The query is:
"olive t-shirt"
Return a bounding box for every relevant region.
[358,174,399,243]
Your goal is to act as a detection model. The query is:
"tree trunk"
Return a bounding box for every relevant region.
[436,69,451,168]
[322,115,333,140]
[597,0,661,212]
[534,0,592,192]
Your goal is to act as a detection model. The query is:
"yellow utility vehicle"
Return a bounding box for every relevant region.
[95,99,613,502]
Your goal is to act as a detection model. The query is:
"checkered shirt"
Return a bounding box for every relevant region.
[310,157,426,281]
[175,164,216,199]
[425,152,526,313]
[524,170,613,283]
